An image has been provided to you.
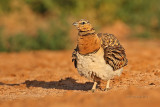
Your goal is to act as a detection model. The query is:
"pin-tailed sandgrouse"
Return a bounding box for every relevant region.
[72,19,128,92]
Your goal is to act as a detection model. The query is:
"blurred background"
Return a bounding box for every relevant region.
[0,0,160,52]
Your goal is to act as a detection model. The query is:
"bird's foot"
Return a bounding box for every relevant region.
[91,89,96,93]
[91,82,97,93]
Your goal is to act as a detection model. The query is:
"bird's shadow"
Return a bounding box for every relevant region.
[0,77,93,91]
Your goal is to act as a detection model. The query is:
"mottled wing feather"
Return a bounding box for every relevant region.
[104,46,128,70]
[72,47,78,68]
[98,33,128,71]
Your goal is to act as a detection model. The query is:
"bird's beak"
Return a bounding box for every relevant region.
[73,22,78,26]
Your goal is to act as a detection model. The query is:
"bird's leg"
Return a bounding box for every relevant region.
[105,79,111,91]
[91,82,97,92]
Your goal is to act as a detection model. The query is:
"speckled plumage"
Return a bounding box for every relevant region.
[98,33,128,71]
[72,19,128,91]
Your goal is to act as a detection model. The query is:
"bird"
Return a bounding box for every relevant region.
[72,19,128,92]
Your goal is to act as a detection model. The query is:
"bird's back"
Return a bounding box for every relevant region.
[98,33,128,71]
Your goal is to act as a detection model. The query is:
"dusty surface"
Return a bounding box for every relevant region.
[0,40,160,107]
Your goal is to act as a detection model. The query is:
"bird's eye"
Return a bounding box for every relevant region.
[81,22,86,25]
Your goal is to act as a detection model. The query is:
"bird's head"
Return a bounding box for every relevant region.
[73,19,93,31]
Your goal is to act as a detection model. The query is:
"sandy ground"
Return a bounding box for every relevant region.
[0,40,160,107]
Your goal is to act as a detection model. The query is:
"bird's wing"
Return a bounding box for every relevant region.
[98,33,128,71]
[72,47,78,68]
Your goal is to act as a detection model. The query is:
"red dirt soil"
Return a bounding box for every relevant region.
[0,40,160,107]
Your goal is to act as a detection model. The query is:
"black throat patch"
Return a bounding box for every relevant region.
[78,29,95,36]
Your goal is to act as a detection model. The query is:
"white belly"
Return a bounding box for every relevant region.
[77,48,123,81]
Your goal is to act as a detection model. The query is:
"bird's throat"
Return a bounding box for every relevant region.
[77,33,101,55]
